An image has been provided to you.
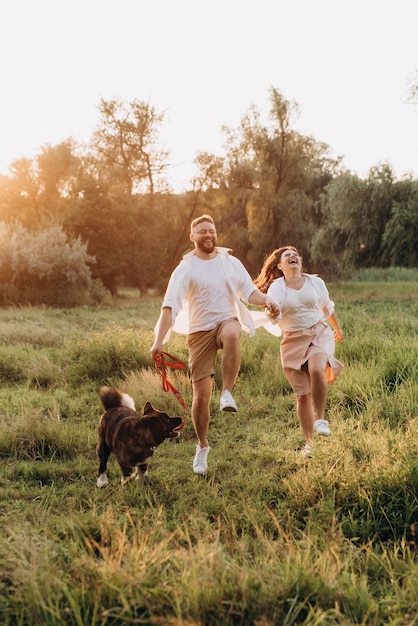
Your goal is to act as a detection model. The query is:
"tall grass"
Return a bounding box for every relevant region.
[0,283,417,625]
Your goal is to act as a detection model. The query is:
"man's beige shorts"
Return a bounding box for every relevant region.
[187,318,240,383]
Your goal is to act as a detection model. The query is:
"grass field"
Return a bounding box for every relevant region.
[0,275,417,625]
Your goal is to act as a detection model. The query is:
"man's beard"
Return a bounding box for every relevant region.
[196,238,216,254]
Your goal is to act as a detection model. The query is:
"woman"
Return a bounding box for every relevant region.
[254,246,344,457]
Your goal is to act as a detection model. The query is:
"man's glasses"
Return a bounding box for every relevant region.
[193,229,216,236]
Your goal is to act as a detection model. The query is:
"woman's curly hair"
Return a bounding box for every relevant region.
[254,246,301,293]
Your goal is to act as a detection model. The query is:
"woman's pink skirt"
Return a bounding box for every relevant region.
[280,321,344,395]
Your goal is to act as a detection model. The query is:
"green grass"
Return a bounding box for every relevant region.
[0,284,417,624]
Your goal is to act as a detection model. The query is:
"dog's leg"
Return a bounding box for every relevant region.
[97,440,111,488]
[135,463,149,483]
[97,472,108,488]
[119,462,135,487]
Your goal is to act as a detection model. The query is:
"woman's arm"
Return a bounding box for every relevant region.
[328,312,344,342]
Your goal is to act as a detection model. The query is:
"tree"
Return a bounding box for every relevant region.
[36,140,80,213]
[90,98,170,195]
[63,183,136,295]
[382,179,418,267]
[0,141,81,227]
[0,157,41,225]
[311,165,396,273]
[193,88,340,273]
[407,70,418,107]
[63,179,185,295]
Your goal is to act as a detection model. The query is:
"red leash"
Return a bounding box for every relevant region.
[153,351,188,431]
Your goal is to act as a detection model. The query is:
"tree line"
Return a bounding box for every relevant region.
[0,87,416,306]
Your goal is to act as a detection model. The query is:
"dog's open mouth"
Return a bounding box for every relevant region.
[170,417,183,437]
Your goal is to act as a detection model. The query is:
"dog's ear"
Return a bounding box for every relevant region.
[143,401,155,415]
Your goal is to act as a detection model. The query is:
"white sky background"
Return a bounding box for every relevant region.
[0,0,417,192]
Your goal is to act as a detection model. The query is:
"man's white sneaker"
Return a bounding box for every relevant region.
[193,444,210,475]
[219,390,238,412]
[301,443,314,458]
[314,419,331,437]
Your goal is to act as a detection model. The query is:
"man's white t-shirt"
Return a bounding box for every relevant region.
[188,255,237,333]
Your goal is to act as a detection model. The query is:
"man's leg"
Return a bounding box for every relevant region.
[191,375,213,474]
[191,375,213,448]
[219,320,241,393]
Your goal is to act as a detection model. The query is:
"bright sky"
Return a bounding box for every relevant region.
[1,0,417,192]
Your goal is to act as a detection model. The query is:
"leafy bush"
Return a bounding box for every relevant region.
[0,222,103,306]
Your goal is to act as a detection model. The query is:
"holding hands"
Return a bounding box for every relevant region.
[264,296,280,317]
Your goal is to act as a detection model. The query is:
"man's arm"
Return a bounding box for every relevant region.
[150,307,173,359]
[248,289,280,317]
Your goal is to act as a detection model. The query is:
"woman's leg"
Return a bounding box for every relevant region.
[296,393,315,443]
[307,352,329,421]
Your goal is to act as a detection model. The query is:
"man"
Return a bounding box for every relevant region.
[150,215,279,475]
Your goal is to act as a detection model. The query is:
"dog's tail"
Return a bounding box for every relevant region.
[99,386,136,411]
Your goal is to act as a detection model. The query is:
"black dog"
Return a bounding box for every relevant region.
[96,386,182,487]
